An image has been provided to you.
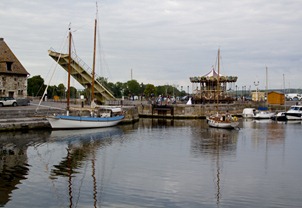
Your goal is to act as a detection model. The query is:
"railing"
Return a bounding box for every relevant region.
[49,48,115,98]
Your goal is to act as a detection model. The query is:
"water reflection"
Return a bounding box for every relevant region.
[1,119,302,208]
[0,131,50,206]
[48,127,123,208]
[191,128,238,156]
[191,128,239,207]
[138,118,202,129]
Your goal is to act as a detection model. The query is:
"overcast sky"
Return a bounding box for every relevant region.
[1,0,301,92]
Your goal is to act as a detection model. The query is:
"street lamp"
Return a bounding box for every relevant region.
[235,85,237,100]
[254,81,259,101]
[243,85,246,97]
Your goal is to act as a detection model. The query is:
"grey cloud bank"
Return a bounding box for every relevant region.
[1,0,301,91]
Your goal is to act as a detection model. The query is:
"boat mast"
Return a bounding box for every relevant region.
[91,19,97,103]
[91,5,98,104]
[266,66,268,105]
[67,28,72,111]
[217,49,220,108]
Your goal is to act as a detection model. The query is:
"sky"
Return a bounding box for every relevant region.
[1,0,302,92]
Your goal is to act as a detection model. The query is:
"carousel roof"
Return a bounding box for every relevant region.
[189,67,238,83]
[203,67,222,77]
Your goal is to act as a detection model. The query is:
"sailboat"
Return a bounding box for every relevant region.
[206,49,239,129]
[46,14,124,130]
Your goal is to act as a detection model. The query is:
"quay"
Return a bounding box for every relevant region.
[0,99,291,132]
[0,101,139,132]
[138,101,290,119]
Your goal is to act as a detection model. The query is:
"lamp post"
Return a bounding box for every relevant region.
[235,85,238,100]
[254,81,259,101]
[187,85,189,95]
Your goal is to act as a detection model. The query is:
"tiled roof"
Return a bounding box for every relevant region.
[0,38,29,75]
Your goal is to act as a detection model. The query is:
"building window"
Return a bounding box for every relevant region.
[18,90,24,95]
[6,62,13,71]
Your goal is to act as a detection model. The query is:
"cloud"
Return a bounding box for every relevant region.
[1,0,301,91]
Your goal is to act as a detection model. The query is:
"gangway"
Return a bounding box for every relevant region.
[48,49,116,102]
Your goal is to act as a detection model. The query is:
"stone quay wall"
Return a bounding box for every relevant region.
[138,103,244,118]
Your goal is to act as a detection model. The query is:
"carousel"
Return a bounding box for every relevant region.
[190,66,238,104]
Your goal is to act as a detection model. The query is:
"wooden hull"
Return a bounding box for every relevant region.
[207,114,239,129]
[47,115,124,130]
[207,119,239,129]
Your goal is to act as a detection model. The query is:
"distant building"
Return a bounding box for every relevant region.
[267,91,285,105]
[251,91,265,102]
[0,38,29,98]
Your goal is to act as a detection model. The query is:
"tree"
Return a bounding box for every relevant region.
[114,81,124,98]
[47,85,58,99]
[144,84,156,98]
[127,80,140,96]
[96,77,108,85]
[57,83,66,98]
[27,75,45,97]
[156,85,166,96]
[70,86,78,99]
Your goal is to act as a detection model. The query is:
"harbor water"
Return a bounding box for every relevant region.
[1,119,302,208]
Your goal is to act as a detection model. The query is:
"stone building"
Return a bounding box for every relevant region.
[0,38,29,98]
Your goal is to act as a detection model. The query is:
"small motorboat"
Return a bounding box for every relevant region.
[284,105,302,120]
[271,112,287,121]
[253,110,275,119]
[242,108,256,118]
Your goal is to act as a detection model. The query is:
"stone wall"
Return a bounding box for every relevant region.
[138,103,246,118]
[0,74,27,98]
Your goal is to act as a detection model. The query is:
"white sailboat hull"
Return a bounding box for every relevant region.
[47,115,124,130]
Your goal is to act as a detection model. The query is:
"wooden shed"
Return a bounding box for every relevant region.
[267,91,285,105]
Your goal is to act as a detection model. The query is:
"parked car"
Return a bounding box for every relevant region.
[0,97,18,107]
